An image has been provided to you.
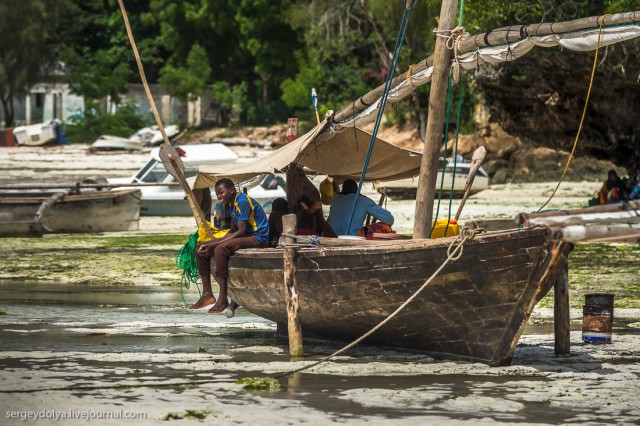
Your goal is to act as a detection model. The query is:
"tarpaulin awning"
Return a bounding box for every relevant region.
[192,120,424,189]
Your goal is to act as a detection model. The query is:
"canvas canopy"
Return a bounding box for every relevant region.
[191,121,423,189]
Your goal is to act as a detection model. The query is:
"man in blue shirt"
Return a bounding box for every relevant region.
[190,178,269,314]
[328,179,394,236]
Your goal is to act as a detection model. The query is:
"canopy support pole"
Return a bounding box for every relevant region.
[413,0,459,238]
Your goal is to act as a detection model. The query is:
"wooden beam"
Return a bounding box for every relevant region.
[413,0,459,239]
[554,259,570,356]
[518,200,640,227]
[546,225,640,243]
[282,214,303,358]
[0,182,179,190]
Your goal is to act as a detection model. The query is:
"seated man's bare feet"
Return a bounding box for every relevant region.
[207,299,229,314]
[188,294,216,310]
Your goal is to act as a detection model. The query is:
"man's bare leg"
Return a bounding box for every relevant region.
[208,276,229,314]
[190,248,217,309]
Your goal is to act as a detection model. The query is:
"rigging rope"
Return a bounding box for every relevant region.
[536,14,610,212]
[275,226,485,379]
[346,0,417,232]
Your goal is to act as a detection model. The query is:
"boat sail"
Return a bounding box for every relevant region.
[188,9,640,365]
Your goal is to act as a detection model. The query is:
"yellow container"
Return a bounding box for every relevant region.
[430,219,460,239]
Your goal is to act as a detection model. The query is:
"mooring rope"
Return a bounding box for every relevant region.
[279,232,321,248]
[275,226,485,378]
[536,14,610,212]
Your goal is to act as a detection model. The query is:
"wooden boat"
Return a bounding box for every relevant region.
[228,229,568,366]
[187,8,640,365]
[0,188,141,237]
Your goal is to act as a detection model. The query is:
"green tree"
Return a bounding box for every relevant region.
[0,0,73,127]
[159,44,211,101]
[57,0,160,108]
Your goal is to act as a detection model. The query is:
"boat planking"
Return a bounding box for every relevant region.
[227,227,571,366]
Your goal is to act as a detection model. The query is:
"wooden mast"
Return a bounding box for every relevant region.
[413,0,459,238]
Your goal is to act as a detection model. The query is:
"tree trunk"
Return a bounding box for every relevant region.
[261,75,271,104]
[1,94,15,128]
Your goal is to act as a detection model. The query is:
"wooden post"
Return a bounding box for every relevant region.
[554,260,571,356]
[413,0,459,239]
[282,214,303,358]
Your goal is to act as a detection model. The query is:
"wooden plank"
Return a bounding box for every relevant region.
[554,259,571,356]
[0,182,178,190]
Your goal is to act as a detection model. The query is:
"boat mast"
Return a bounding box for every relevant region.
[413,0,459,239]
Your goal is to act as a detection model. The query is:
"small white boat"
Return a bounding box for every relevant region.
[12,122,57,146]
[374,158,489,199]
[108,144,286,216]
[89,135,144,152]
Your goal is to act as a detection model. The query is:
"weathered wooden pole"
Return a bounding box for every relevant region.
[117,0,213,238]
[554,252,571,356]
[282,213,303,358]
[413,0,459,238]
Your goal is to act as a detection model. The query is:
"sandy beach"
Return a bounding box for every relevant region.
[1,144,639,424]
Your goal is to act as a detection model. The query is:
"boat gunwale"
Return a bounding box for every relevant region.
[233,226,545,257]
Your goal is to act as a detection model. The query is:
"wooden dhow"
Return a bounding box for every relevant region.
[227,229,569,366]
[184,7,640,364]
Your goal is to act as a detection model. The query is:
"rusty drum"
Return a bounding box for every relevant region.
[582,293,614,344]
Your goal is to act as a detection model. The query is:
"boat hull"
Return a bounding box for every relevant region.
[0,189,141,236]
[227,227,568,366]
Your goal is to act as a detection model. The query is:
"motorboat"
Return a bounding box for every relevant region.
[374,157,489,199]
[108,143,286,215]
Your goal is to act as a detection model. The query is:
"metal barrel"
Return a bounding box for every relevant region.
[582,293,614,344]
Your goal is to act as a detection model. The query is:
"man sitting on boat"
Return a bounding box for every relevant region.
[328,179,394,236]
[190,178,269,314]
[295,195,336,238]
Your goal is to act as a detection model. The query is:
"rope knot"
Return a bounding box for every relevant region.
[446,226,485,260]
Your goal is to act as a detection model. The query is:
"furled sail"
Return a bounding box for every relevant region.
[331,11,640,130]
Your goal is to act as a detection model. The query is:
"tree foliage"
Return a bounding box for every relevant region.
[0,0,74,127]
[5,0,639,131]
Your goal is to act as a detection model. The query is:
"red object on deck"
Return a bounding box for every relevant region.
[286,118,298,143]
[0,129,16,147]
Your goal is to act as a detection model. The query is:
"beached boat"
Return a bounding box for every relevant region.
[109,143,286,215]
[89,135,144,152]
[187,9,640,365]
[375,157,489,199]
[12,122,57,146]
[0,187,141,237]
